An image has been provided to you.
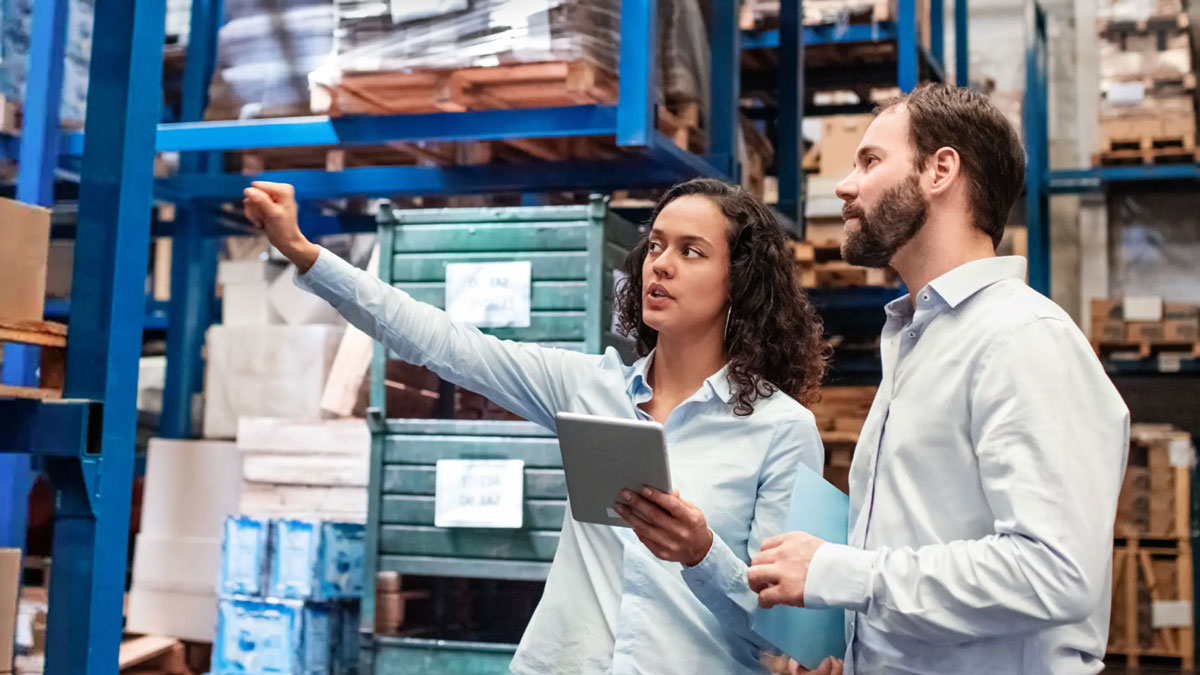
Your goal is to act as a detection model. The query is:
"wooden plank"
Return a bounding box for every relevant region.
[0,321,68,348]
[394,280,589,311]
[378,525,560,561]
[392,222,592,253]
[0,384,61,400]
[380,495,566,529]
[118,636,180,669]
[383,466,566,499]
[391,251,592,282]
[383,435,562,468]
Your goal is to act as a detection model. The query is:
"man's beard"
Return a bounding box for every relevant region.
[841,173,928,268]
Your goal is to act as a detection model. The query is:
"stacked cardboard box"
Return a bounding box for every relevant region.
[1090,297,1200,344]
[214,515,364,675]
[1096,0,1198,165]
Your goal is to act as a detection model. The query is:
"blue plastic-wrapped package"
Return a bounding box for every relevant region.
[213,597,333,675]
[219,515,272,597]
[270,519,365,601]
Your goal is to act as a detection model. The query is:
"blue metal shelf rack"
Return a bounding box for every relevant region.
[1023,0,1200,295]
[0,1,970,672]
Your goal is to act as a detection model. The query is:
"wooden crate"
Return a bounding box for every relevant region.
[1108,536,1194,668]
[790,239,900,288]
[0,321,67,400]
[1115,425,1194,538]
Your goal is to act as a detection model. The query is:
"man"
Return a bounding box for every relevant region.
[748,83,1130,674]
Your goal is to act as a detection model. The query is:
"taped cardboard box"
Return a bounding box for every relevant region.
[0,199,52,323]
[0,549,18,675]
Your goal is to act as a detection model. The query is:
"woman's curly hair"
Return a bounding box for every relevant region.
[615,178,829,415]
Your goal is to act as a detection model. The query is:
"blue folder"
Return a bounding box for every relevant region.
[750,463,850,669]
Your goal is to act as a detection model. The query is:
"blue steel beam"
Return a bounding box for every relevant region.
[43,1,165,675]
[741,23,899,49]
[776,0,804,226]
[0,0,69,553]
[161,0,223,440]
[897,0,920,91]
[0,400,97,459]
[1048,164,1200,193]
[708,0,740,179]
[955,0,969,86]
[1023,1,1049,295]
[160,156,726,201]
[617,0,656,146]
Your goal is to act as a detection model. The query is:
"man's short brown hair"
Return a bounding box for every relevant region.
[876,83,1025,248]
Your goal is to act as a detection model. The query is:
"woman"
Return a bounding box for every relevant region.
[243,177,828,675]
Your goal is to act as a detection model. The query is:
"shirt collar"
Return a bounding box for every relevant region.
[626,349,735,405]
[926,256,1027,309]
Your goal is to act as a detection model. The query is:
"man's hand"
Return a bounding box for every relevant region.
[748,531,826,609]
[788,657,843,675]
[614,487,713,567]
[242,181,319,272]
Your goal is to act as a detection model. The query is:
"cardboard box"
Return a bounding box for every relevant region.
[1092,319,1127,342]
[1127,321,1166,343]
[270,520,365,602]
[0,549,18,674]
[0,199,52,323]
[1092,298,1123,322]
[1163,318,1200,343]
[219,515,272,598]
[819,115,873,177]
[214,598,333,675]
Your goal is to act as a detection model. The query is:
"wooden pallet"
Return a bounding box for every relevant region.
[1109,535,1194,668]
[1095,146,1200,166]
[1102,71,1197,95]
[1099,12,1190,34]
[320,59,618,116]
[1093,338,1200,359]
[234,101,703,173]
[740,0,893,31]
[0,320,67,400]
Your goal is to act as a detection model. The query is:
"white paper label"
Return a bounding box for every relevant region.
[1152,600,1193,628]
[1158,353,1184,374]
[1169,437,1196,468]
[435,459,525,529]
[445,261,532,328]
[1124,295,1163,322]
[1106,81,1146,105]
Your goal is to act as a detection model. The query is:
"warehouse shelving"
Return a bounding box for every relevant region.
[1,2,164,675]
[0,0,969,672]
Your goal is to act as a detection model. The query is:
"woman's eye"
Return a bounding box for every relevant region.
[683,247,702,258]
[648,241,664,253]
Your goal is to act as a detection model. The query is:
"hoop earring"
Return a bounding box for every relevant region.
[723,306,732,344]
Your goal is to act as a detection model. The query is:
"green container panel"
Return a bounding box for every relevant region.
[382,435,563,467]
[382,466,568,500]
[380,495,567,530]
[378,525,560,561]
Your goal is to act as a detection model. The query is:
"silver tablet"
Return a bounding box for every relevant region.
[555,411,673,528]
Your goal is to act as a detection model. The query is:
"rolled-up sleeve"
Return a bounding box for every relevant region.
[296,246,602,429]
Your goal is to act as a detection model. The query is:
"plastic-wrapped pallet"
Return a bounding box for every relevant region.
[311,0,709,123]
[204,0,335,120]
[0,0,92,124]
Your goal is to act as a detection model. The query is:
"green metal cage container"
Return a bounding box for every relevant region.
[362,197,640,674]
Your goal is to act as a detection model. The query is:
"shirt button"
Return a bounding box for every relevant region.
[908,331,916,338]
[921,293,930,301]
